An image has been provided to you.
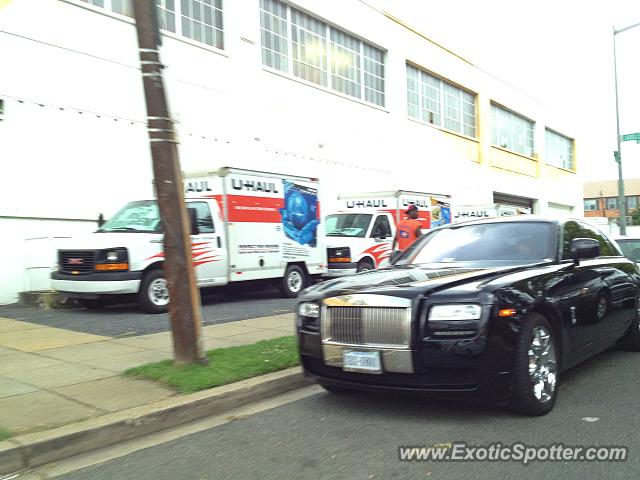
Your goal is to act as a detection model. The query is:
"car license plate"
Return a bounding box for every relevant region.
[343,350,382,374]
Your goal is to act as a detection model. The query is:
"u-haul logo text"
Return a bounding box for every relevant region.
[345,199,389,209]
[231,179,280,193]
[185,180,212,193]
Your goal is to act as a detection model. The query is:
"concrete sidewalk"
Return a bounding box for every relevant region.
[0,314,295,436]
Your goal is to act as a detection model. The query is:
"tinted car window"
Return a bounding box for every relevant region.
[398,221,555,266]
[561,221,619,259]
[616,238,640,262]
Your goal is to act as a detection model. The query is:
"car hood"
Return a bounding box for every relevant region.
[303,264,528,301]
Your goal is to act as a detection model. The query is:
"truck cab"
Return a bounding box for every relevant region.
[324,210,395,276]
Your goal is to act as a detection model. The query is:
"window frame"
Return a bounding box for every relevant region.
[491,103,535,157]
[259,0,386,108]
[583,199,598,211]
[370,215,392,239]
[75,0,225,50]
[406,63,477,138]
[188,202,216,234]
[606,198,618,211]
[545,128,575,171]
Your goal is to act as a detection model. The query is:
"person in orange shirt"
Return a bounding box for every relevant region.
[394,204,426,251]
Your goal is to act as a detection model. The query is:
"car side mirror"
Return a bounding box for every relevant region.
[389,250,403,264]
[97,213,105,228]
[187,207,199,235]
[570,238,600,263]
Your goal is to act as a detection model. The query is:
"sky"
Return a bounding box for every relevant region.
[374,0,640,182]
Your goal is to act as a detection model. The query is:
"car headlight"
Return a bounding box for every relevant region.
[429,304,482,321]
[298,302,320,318]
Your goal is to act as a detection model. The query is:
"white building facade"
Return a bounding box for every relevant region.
[0,0,582,304]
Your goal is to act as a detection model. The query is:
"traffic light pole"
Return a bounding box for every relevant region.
[133,1,206,365]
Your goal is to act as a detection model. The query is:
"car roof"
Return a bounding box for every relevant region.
[446,215,564,227]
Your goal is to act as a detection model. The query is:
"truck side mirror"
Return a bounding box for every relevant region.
[97,213,105,228]
[187,208,199,235]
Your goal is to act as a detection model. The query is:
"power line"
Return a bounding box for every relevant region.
[0,29,138,70]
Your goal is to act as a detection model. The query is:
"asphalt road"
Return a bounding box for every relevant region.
[58,348,640,480]
[0,287,296,337]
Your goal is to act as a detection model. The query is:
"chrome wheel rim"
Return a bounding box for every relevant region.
[288,271,303,293]
[528,326,557,403]
[597,296,607,319]
[149,278,169,306]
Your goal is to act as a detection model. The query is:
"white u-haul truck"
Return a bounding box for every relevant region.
[51,167,326,313]
[324,190,451,277]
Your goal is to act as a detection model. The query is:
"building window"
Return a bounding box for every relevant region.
[78,0,223,49]
[584,199,598,211]
[259,0,385,107]
[606,198,618,210]
[260,0,289,72]
[545,129,575,171]
[406,65,476,137]
[180,0,223,48]
[628,196,638,211]
[491,104,534,157]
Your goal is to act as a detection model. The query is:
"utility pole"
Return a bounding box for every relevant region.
[133,1,206,365]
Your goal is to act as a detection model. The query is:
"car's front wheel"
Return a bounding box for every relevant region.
[510,313,559,416]
[138,270,170,314]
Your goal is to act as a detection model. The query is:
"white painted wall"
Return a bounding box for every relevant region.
[0,0,584,303]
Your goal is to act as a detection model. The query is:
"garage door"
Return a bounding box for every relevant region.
[547,202,574,218]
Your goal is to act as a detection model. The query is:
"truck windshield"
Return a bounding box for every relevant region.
[325,214,372,238]
[396,222,555,266]
[98,200,161,233]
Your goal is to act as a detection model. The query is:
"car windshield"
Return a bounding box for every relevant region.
[396,221,556,266]
[616,239,640,262]
[98,200,162,233]
[325,214,372,238]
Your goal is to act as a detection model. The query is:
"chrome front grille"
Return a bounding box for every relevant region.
[59,250,96,274]
[321,295,412,348]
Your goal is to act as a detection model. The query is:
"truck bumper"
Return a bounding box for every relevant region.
[323,263,358,278]
[51,271,142,296]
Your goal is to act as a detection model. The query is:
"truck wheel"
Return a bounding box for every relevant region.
[279,265,307,298]
[356,258,374,273]
[510,313,559,416]
[138,270,169,314]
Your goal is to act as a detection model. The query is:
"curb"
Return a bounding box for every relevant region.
[0,367,309,475]
[18,291,79,310]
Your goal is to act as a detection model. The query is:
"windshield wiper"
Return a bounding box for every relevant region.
[104,227,142,232]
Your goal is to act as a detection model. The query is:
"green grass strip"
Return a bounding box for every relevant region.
[0,427,11,442]
[125,336,300,393]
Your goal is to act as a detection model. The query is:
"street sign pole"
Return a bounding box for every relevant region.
[613,27,627,235]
